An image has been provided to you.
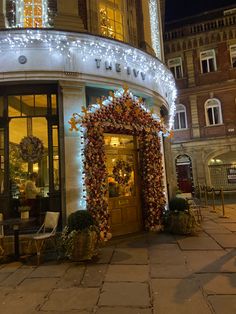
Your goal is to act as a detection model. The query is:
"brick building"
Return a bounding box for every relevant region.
[164,5,236,196]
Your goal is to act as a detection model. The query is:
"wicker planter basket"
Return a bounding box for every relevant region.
[166,211,200,235]
[70,230,98,261]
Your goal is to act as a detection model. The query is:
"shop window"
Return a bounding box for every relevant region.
[15,0,48,28]
[230,45,236,68]
[174,104,187,130]
[205,98,223,126]
[168,57,183,79]
[200,49,217,73]
[99,0,124,41]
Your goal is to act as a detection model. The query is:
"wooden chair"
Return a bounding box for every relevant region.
[28,211,60,265]
[0,213,4,256]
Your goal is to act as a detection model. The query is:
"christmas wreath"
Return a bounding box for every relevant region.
[113,160,132,186]
[19,135,44,163]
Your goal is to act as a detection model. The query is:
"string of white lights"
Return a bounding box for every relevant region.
[0,29,176,129]
[149,0,161,59]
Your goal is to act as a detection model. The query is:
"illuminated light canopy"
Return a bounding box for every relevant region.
[149,0,161,59]
[0,29,176,129]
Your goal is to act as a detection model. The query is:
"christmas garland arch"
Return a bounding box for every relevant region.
[70,87,170,241]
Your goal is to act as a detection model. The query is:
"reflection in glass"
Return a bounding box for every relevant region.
[0,97,3,117]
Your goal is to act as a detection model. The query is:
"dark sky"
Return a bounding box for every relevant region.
[166,0,236,21]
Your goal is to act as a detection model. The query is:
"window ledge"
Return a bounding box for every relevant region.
[205,123,224,128]
[173,128,189,131]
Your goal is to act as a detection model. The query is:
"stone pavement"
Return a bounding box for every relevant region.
[0,205,236,314]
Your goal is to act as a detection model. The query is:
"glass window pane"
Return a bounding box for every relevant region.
[51,94,57,115]
[179,112,186,128]
[52,126,59,190]
[209,58,215,72]
[207,108,213,124]
[176,65,182,79]
[174,114,180,129]
[213,107,220,124]
[8,96,21,117]
[202,60,208,73]
[35,95,47,116]
[22,95,34,116]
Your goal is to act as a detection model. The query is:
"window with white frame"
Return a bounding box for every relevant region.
[174,104,187,130]
[99,0,125,41]
[205,98,223,126]
[200,50,217,73]
[168,57,183,79]
[15,0,49,28]
[230,45,236,68]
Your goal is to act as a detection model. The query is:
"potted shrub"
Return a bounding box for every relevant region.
[164,197,200,235]
[61,210,99,261]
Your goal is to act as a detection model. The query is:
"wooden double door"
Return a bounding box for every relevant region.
[105,134,142,236]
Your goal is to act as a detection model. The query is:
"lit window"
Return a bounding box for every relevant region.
[99,0,124,41]
[15,0,48,28]
[168,57,183,79]
[230,45,236,68]
[205,98,223,126]
[174,104,187,130]
[200,50,217,73]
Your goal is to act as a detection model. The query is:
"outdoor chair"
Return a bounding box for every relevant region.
[176,193,202,223]
[0,213,4,256]
[27,211,60,265]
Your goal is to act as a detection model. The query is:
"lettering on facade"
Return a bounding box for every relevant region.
[95,59,146,81]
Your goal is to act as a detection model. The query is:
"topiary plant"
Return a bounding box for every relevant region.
[169,197,189,212]
[67,210,96,233]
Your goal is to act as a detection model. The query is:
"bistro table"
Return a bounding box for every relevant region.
[0,218,35,260]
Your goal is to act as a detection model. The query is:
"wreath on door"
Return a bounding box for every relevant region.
[19,135,44,163]
[112,160,132,186]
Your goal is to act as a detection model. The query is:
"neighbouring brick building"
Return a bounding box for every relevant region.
[164,5,236,196]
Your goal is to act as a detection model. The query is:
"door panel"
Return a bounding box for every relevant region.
[105,134,142,236]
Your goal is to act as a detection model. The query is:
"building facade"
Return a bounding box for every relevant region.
[164,5,236,196]
[0,0,175,239]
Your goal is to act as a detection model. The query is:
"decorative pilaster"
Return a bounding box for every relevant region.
[185,50,196,87]
[54,0,85,32]
[190,95,200,138]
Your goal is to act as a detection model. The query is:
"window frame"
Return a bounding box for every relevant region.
[174,104,188,130]
[15,0,49,28]
[200,49,217,74]
[230,45,236,68]
[98,0,126,41]
[205,98,223,126]
[168,57,183,79]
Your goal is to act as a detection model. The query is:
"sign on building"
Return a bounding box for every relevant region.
[227,168,236,184]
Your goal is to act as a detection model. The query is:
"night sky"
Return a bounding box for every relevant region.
[166,0,236,22]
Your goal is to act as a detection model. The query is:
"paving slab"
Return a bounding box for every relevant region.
[209,234,236,248]
[42,287,100,311]
[147,233,176,246]
[177,235,222,250]
[29,263,70,278]
[56,264,85,288]
[196,273,236,294]
[111,248,148,264]
[0,291,46,314]
[0,262,23,273]
[185,250,236,273]
[0,266,34,287]
[150,263,192,278]
[105,265,149,282]
[204,227,232,234]
[99,282,150,307]
[81,264,107,287]
[152,278,212,314]
[95,246,114,264]
[96,307,152,314]
[149,248,186,265]
[208,295,236,314]
[219,223,236,232]
[16,277,59,292]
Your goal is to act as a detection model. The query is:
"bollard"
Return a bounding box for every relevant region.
[219,188,228,218]
[210,188,216,213]
[204,186,208,207]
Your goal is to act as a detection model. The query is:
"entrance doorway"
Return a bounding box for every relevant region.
[105,134,142,236]
[175,154,193,193]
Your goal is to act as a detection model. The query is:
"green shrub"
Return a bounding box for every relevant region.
[67,210,96,233]
[169,197,189,212]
